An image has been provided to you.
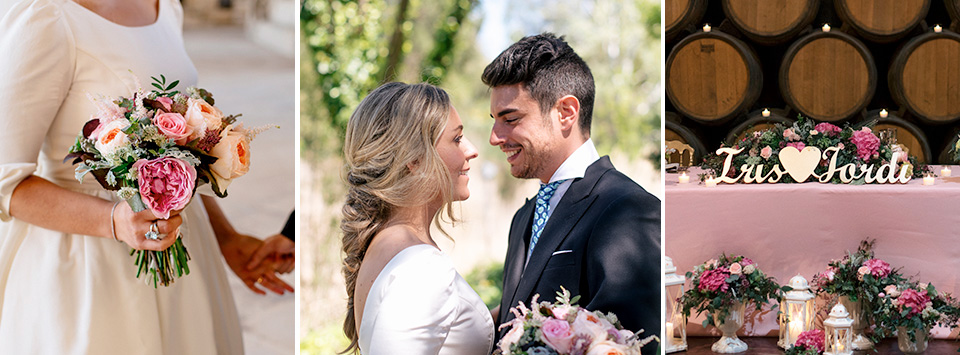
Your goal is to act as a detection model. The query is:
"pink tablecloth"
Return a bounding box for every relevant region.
[666,166,960,339]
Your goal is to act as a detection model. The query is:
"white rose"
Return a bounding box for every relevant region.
[743,264,756,275]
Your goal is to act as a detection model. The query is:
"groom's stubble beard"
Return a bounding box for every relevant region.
[510,115,556,181]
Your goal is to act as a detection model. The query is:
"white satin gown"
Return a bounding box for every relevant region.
[0,0,244,353]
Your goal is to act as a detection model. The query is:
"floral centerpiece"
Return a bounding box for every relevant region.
[700,116,929,183]
[680,254,784,326]
[871,281,960,343]
[784,329,825,355]
[65,75,266,287]
[952,133,960,163]
[494,287,656,355]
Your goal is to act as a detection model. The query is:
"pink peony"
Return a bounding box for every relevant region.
[541,318,574,353]
[815,122,842,136]
[897,288,932,318]
[740,257,755,266]
[795,329,826,352]
[850,127,880,161]
[863,259,891,278]
[760,146,773,160]
[786,142,806,151]
[134,157,197,219]
[152,111,193,145]
[699,267,730,293]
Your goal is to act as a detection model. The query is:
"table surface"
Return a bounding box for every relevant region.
[665,166,960,338]
[678,337,960,354]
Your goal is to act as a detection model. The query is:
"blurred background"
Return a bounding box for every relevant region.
[181,0,295,353]
[299,0,662,352]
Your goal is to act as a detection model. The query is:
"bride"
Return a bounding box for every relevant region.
[0,0,290,353]
[339,82,494,354]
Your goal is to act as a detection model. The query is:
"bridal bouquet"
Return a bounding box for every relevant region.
[66,75,264,287]
[495,287,656,355]
[680,253,784,327]
[871,281,960,342]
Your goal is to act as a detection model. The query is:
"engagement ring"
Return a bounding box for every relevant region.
[145,222,160,240]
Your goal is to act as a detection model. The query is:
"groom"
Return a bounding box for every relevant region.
[484,33,660,353]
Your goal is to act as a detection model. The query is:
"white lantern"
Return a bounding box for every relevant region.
[778,275,815,349]
[824,303,854,355]
[664,256,687,353]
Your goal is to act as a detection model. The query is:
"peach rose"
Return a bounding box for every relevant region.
[185,98,222,135]
[729,262,743,275]
[94,119,131,158]
[884,285,901,298]
[152,111,192,145]
[572,311,607,341]
[586,340,628,355]
[209,125,251,190]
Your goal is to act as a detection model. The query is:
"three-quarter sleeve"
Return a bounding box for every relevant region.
[361,249,459,354]
[0,0,76,221]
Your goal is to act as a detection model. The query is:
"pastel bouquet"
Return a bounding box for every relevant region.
[680,254,784,327]
[65,75,264,287]
[811,240,902,305]
[494,287,656,355]
[700,115,929,183]
[784,329,825,355]
[871,281,960,343]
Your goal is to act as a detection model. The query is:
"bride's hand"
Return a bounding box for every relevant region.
[219,233,294,295]
[112,203,182,251]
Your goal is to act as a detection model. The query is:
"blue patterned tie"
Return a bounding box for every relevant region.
[528,180,565,260]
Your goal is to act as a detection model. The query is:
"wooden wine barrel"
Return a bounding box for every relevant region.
[780,31,876,122]
[665,0,707,42]
[722,0,819,45]
[665,112,707,166]
[888,31,960,125]
[859,113,932,163]
[667,31,763,125]
[724,109,795,145]
[947,0,960,28]
[835,0,930,43]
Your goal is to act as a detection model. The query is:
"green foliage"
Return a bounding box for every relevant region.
[464,261,504,309]
[680,254,783,327]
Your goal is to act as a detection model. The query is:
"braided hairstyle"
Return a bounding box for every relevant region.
[339,82,457,353]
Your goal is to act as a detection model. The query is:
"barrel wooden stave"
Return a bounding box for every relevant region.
[722,0,819,44]
[889,32,960,124]
[780,32,876,122]
[666,0,707,42]
[835,0,930,43]
[667,31,763,125]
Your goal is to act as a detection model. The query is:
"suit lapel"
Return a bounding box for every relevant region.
[500,198,534,324]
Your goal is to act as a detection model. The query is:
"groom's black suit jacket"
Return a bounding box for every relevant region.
[496,156,661,355]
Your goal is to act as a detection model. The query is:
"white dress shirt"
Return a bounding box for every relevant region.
[543,139,601,221]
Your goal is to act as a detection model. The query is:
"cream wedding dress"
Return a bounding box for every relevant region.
[359,244,495,354]
[0,0,243,353]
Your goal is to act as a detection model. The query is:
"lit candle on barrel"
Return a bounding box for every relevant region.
[879,109,888,118]
[935,24,943,33]
[703,24,711,32]
[762,108,770,117]
[822,23,831,32]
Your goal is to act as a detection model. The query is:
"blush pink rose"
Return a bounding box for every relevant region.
[541,318,574,353]
[729,262,743,275]
[786,142,806,151]
[134,157,197,219]
[851,127,880,161]
[152,111,193,145]
[156,96,173,111]
[885,285,901,298]
[864,258,891,278]
[699,267,730,293]
[857,266,870,280]
[760,146,773,159]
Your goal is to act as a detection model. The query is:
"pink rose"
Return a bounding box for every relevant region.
[783,129,794,139]
[857,266,870,280]
[209,125,251,191]
[838,142,845,150]
[729,262,743,275]
[850,127,880,161]
[814,122,842,136]
[786,141,806,151]
[134,157,197,219]
[760,146,773,160]
[156,96,173,111]
[897,288,932,318]
[698,267,730,293]
[152,111,193,145]
[864,258,891,278]
[541,318,574,353]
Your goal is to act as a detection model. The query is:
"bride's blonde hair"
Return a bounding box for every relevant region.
[339,82,457,353]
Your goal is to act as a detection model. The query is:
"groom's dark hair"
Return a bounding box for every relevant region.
[481,33,595,136]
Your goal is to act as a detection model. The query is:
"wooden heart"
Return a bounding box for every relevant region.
[778,146,822,183]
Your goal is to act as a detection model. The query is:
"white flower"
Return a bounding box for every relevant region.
[743,264,756,275]
[94,119,131,158]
